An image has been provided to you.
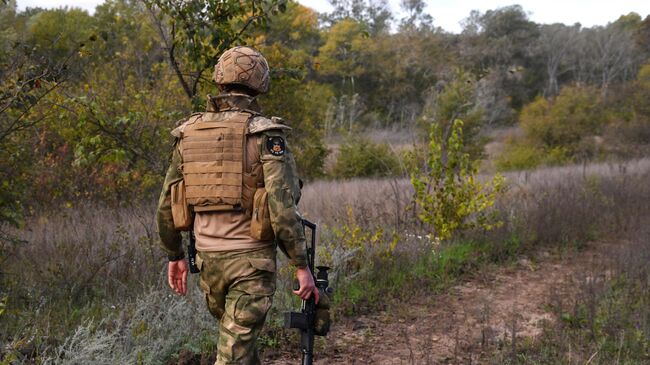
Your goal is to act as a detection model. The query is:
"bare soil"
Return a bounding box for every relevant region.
[266,242,612,365]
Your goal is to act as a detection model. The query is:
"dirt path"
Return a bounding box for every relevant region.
[266,242,612,364]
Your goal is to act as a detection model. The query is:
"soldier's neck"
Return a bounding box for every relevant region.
[207,93,261,113]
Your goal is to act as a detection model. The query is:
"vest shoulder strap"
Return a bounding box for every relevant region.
[248,116,292,135]
[171,112,203,138]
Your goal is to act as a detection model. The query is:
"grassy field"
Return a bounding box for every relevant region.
[1,158,649,363]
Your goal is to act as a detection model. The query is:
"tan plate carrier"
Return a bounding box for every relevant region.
[180,111,252,212]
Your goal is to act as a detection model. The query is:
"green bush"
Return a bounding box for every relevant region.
[411,119,505,240]
[498,85,609,170]
[495,142,543,171]
[331,136,401,178]
[519,86,605,159]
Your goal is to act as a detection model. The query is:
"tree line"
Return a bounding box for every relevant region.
[1,0,649,230]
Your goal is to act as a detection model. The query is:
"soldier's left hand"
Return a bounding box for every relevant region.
[168,259,188,296]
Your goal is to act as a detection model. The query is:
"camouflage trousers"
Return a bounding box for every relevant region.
[197,245,276,365]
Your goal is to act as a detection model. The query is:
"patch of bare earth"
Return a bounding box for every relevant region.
[266,242,613,364]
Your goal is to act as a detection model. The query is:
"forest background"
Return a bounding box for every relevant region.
[1,0,650,363]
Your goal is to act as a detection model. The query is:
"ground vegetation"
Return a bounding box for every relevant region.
[1,0,650,363]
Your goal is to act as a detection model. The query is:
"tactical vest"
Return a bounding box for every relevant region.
[179,110,258,213]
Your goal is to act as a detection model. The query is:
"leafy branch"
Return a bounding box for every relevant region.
[143,0,287,105]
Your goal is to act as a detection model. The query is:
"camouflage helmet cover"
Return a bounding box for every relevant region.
[213,46,270,94]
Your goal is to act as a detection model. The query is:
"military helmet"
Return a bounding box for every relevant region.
[213,46,270,94]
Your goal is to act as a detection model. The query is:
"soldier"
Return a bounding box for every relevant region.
[156,46,319,364]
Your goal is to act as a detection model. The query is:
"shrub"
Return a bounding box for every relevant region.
[410,118,505,241]
[519,86,605,160]
[495,142,543,171]
[331,136,401,178]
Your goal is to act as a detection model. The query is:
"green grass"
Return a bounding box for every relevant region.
[332,233,524,315]
[492,234,650,364]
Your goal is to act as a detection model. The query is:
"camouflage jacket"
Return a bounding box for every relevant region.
[156,93,307,267]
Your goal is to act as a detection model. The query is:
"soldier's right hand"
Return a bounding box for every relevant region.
[168,259,188,296]
[294,267,320,304]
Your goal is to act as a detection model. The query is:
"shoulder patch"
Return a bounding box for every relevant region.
[266,136,286,156]
[248,116,292,135]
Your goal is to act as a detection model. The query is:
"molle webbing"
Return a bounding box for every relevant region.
[180,112,251,211]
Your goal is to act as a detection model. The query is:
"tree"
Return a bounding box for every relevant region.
[143,0,287,105]
[410,69,503,240]
[572,23,642,97]
[318,18,370,94]
[536,23,580,97]
[325,0,392,35]
[460,6,539,72]
[418,70,485,159]
[0,4,88,233]
[261,1,321,51]
[399,0,432,31]
[591,25,641,97]
[459,5,542,121]
[635,15,650,56]
[258,42,332,179]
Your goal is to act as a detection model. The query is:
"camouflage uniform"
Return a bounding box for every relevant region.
[197,246,276,364]
[156,47,307,365]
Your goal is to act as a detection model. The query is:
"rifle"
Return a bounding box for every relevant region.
[187,230,200,274]
[284,219,332,365]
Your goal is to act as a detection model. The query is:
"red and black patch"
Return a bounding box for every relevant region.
[266,136,286,156]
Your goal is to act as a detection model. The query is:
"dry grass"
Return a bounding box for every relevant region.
[305,158,650,314]
[302,157,650,233]
[0,202,166,362]
[2,158,650,363]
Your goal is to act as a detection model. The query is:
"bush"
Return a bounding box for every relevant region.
[495,142,544,171]
[521,86,605,154]
[497,85,609,171]
[331,136,401,178]
[410,119,505,240]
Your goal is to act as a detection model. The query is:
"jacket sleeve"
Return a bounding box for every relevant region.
[260,129,307,268]
[156,142,184,257]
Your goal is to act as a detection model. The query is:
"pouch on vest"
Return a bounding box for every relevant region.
[171,180,193,231]
[250,187,274,241]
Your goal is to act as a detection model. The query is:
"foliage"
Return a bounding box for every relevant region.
[332,135,401,178]
[417,70,486,159]
[495,142,544,171]
[323,0,392,35]
[318,18,370,94]
[143,0,287,105]
[410,118,505,240]
[519,86,604,162]
[460,5,542,111]
[410,70,502,240]
[0,2,88,230]
[521,87,605,154]
[1,1,650,362]
[258,41,332,179]
[501,63,650,171]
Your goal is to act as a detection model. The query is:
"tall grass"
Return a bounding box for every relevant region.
[306,158,650,315]
[1,202,167,361]
[1,158,649,363]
